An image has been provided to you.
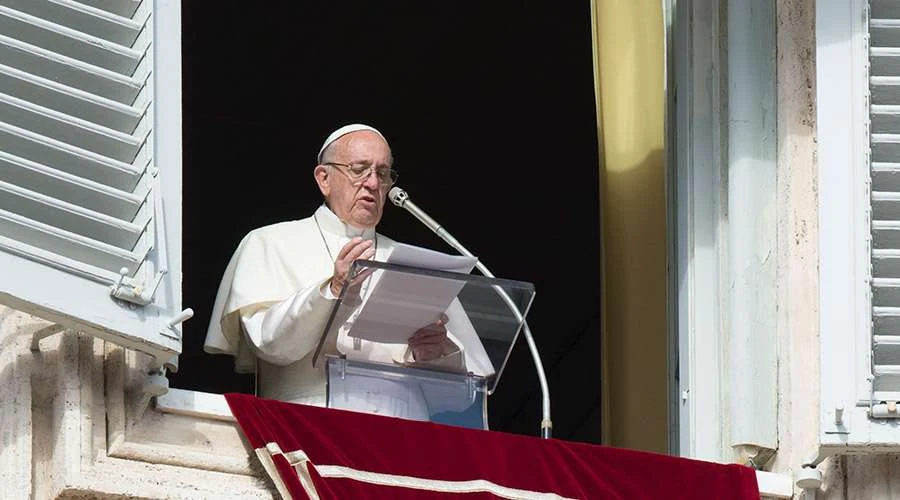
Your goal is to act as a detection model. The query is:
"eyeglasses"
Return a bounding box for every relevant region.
[324,162,399,187]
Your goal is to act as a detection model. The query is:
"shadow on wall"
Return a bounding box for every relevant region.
[0,307,67,467]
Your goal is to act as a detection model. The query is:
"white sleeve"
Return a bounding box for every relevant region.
[240,277,336,365]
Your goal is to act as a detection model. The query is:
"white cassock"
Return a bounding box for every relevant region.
[204,205,485,420]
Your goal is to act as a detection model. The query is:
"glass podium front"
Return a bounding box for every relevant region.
[313,260,535,430]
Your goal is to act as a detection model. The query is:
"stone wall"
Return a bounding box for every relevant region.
[774,0,900,498]
[0,306,274,499]
[772,0,819,482]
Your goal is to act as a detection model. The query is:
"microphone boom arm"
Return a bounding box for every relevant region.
[389,187,553,438]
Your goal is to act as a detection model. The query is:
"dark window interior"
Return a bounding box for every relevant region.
[173,1,602,443]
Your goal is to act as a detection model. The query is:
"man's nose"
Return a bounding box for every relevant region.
[361,168,381,189]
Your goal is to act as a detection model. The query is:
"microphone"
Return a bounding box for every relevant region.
[389,187,468,259]
[388,186,553,438]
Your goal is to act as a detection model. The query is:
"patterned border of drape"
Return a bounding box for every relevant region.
[226,393,759,499]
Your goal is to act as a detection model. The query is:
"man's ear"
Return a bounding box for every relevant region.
[314,165,330,197]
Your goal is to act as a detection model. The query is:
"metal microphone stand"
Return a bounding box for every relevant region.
[389,188,552,438]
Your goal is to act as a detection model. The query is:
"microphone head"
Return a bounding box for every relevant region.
[388,187,408,207]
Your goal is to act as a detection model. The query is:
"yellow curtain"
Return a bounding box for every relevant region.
[591,0,668,453]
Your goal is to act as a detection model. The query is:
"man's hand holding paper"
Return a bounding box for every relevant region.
[408,313,458,362]
[345,242,476,345]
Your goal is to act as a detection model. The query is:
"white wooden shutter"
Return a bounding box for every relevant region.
[0,0,184,367]
[870,0,900,414]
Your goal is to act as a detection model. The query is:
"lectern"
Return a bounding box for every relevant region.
[312,260,535,430]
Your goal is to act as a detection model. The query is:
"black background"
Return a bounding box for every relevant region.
[171,1,603,443]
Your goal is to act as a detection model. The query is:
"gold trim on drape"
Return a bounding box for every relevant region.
[591,0,668,453]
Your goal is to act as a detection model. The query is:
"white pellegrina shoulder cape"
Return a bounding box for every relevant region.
[203,204,391,374]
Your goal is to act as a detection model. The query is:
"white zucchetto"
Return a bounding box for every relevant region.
[317,124,388,163]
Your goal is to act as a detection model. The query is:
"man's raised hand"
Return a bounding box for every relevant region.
[330,237,375,297]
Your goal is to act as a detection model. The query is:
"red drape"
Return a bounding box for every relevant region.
[226,393,759,500]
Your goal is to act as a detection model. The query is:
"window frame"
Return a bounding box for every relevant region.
[669,0,729,461]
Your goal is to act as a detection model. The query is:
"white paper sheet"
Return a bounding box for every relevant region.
[386,242,477,274]
[346,244,476,344]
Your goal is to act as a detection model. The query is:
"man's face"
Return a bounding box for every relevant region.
[314,131,392,229]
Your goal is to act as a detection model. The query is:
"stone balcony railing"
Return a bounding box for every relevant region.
[0,307,273,499]
[0,307,793,499]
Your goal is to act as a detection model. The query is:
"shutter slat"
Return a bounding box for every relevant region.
[875,335,900,364]
[872,104,900,132]
[871,48,900,77]
[0,150,144,220]
[873,162,900,194]
[871,19,900,48]
[871,191,900,220]
[872,0,900,21]
[873,278,900,307]
[873,193,900,220]
[0,121,141,190]
[0,33,141,103]
[873,363,900,403]
[871,80,900,107]
[0,0,142,46]
[0,181,145,249]
[871,133,900,162]
[873,221,900,249]
[873,307,900,336]
[0,92,143,161]
[0,63,143,132]
[0,6,142,75]
[73,0,141,19]
[0,209,145,274]
[873,251,900,279]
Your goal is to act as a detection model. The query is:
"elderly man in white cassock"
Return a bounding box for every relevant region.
[204,124,470,420]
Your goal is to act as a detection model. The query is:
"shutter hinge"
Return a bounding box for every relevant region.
[870,401,900,419]
[867,373,900,419]
[110,266,166,306]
